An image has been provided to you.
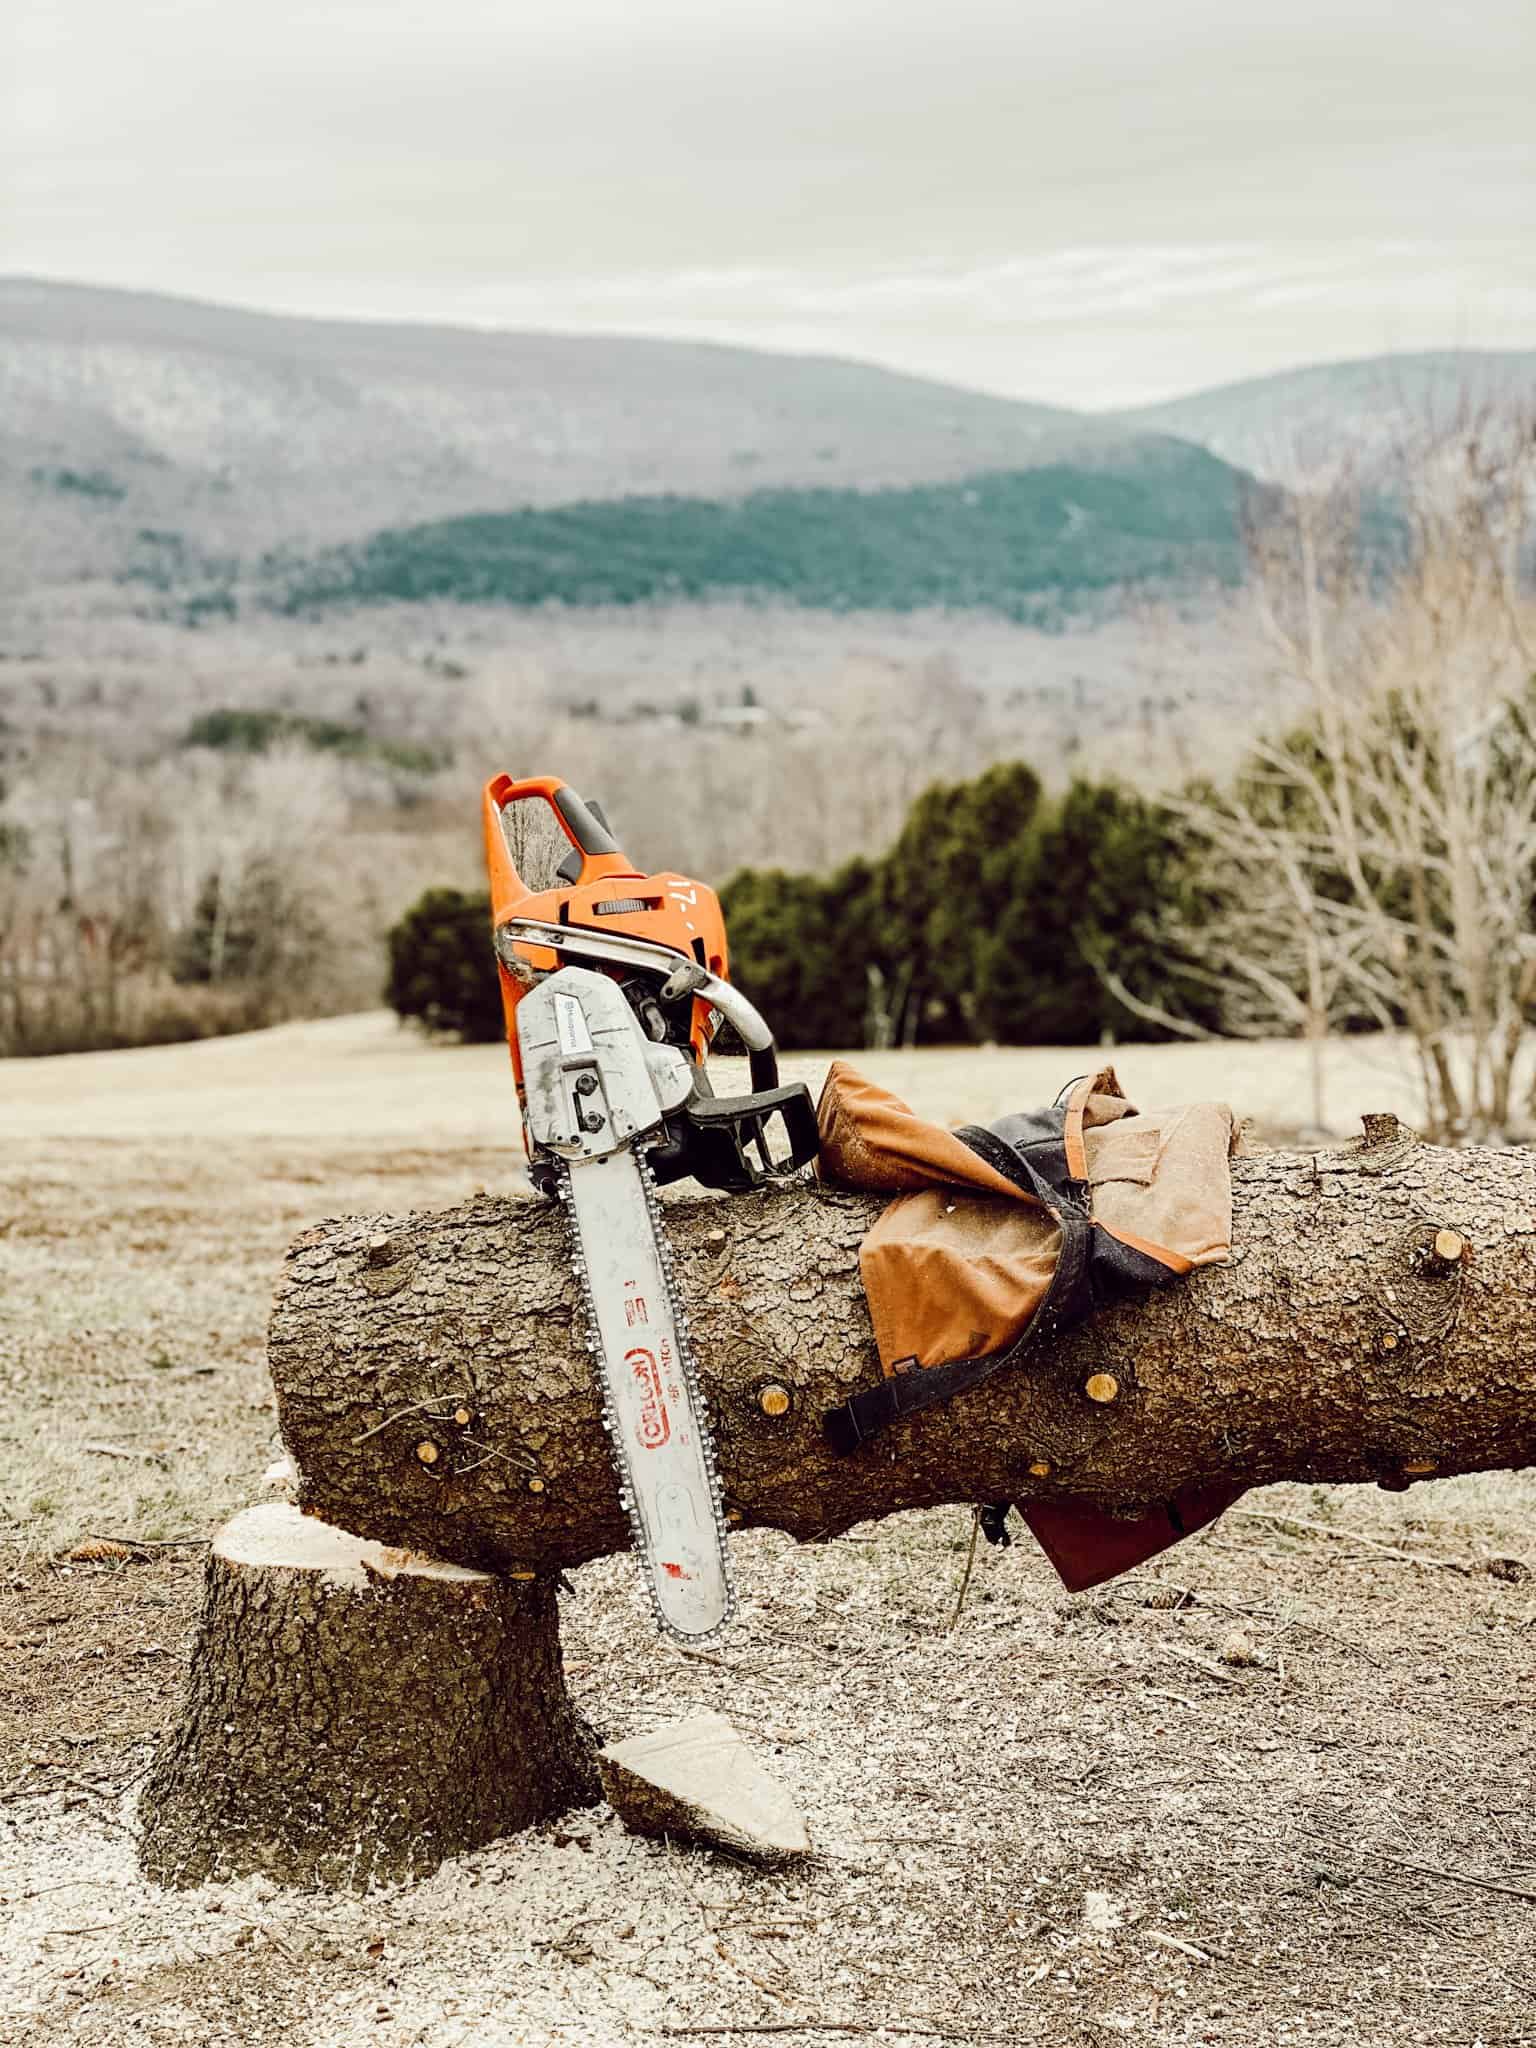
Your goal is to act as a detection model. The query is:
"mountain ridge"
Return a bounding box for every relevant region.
[2,276,1125,587]
[1123,348,1536,480]
[4,278,1529,623]
[0,275,1081,414]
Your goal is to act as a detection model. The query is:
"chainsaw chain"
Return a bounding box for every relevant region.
[554,1148,737,1645]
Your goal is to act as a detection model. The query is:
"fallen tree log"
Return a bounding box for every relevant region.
[271,1118,1536,1572]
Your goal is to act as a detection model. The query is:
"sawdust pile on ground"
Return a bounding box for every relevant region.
[6,1510,1535,2048]
[2,1025,1534,2047]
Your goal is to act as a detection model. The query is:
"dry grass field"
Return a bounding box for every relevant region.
[2,1018,1533,2048]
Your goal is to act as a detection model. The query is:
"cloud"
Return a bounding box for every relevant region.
[6,1,1530,405]
[409,239,1533,405]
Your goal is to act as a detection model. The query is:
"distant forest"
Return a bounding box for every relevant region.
[275,445,1255,625]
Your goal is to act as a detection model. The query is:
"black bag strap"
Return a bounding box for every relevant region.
[824,1121,1095,1456]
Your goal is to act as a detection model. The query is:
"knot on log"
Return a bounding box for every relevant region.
[1372,1219,1470,1356]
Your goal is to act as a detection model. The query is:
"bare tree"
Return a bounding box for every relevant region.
[1118,401,1536,1142]
[0,743,373,1054]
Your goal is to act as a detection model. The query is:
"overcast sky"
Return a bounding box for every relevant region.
[4,0,1533,406]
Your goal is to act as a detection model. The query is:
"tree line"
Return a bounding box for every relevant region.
[384,760,1215,1055]
[718,762,1208,1049]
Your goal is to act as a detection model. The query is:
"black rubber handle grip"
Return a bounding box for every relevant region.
[552,786,621,857]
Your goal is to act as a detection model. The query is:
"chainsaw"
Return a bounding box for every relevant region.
[483,773,818,1640]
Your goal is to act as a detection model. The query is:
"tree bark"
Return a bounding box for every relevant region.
[270,1120,1536,1575]
[138,1503,597,1889]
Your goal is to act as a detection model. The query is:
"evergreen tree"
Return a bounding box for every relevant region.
[973,779,1202,1043]
[385,889,504,1041]
[719,867,872,1051]
[695,765,1205,1052]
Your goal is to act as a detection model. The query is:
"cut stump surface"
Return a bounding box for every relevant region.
[138,1502,597,1890]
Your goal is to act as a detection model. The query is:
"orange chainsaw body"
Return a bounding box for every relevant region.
[483,772,730,1088]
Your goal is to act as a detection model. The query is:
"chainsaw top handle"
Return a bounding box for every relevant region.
[483,773,640,911]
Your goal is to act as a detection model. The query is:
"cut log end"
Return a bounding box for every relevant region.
[211,1501,487,1585]
[599,1710,811,1864]
[138,1503,597,1891]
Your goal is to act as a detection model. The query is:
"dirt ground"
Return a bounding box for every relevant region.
[2,1018,1533,2048]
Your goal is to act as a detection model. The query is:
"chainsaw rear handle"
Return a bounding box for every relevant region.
[483,774,636,910]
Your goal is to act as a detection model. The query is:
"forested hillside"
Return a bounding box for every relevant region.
[0,277,1125,591]
[276,441,1256,624]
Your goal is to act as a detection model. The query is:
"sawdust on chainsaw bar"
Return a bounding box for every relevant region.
[2,1015,1534,2048]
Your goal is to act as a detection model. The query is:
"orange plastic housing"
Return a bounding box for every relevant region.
[483,773,730,1087]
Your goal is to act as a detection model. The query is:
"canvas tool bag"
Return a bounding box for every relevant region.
[816,1060,1247,1589]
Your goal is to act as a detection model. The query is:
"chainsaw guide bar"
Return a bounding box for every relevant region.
[556,1148,735,1641]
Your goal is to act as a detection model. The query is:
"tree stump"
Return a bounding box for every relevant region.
[138,1503,597,1890]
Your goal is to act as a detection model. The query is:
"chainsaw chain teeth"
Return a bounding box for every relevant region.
[553,1153,737,1647]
